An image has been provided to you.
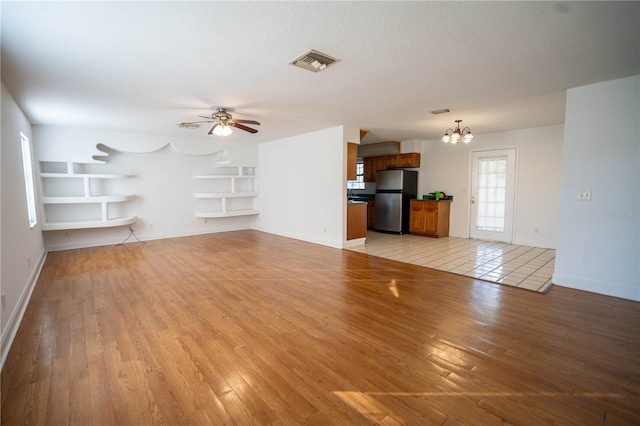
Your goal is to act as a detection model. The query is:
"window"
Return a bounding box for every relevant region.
[475,156,507,232]
[20,132,38,228]
[347,160,365,189]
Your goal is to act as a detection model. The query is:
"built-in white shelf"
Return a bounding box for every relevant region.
[195,210,260,218]
[41,216,137,231]
[194,192,258,199]
[194,174,257,179]
[39,161,137,231]
[40,173,135,179]
[41,195,135,204]
[193,166,259,218]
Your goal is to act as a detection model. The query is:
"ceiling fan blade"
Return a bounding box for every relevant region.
[233,119,260,125]
[230,122,258,133]
[184,120,215,124]
[199,115,213,120]
[208,124,219,135]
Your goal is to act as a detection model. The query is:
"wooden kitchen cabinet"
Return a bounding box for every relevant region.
[385,154,401,168]
[400,153,421,168]
[363,155,389,182]
[374,156,387,172]
[347,202,367,240]
[362,152,420,182]
[347,142,358,181]
[363,157,376,182]
[367,199,376,229]
[409,200,450,237]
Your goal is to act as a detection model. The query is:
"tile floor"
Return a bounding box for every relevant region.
[346,231,556,293]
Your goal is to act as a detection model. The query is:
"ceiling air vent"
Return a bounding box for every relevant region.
[289,49,340,73]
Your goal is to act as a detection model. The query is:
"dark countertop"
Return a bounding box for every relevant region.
[347,193,375,203]
[412,198,453,202]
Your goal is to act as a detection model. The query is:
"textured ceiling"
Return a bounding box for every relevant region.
[2,1,639,144]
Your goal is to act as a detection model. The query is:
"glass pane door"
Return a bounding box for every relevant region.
[470,149,516,242]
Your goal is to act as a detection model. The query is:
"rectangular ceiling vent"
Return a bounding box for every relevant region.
[289,49,340,73]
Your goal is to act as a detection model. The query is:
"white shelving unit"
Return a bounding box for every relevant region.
[194,166,259,218]
[39,161,137,231]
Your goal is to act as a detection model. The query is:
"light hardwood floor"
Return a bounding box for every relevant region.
[2,230,639,425]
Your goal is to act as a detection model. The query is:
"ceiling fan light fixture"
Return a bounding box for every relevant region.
[178,108,260,136]
[213,125,233,137]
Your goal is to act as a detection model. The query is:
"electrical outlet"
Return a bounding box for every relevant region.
[578,190,591,201]
[149,223,154,229]
[27,256,31,267]
[534,227,539,234]
[64,231,69,237]
[204,219,208,224]
[1,293,6,310]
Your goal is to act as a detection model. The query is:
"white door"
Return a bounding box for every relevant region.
[469,149,516,242]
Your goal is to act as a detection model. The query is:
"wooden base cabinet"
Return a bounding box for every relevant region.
[347,202,367,240]
[409,200,450,237]
[367,199,375,229]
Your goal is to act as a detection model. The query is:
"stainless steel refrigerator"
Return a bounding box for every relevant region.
[374,169,418,234]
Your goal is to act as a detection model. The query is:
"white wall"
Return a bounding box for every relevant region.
[33,126,259,251]
[555,75,639,301]
[1,82,46,369]
[256,126,348,248]
[417,125,564,248]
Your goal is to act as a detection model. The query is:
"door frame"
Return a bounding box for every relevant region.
[468,148,518,243]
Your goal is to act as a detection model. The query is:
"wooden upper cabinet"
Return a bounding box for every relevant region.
[374,156,387,171]
[386,154,401,169]
[362,152,420,182]
[347,143,358,181]
[400,153,421,168]
[363,157,376,182]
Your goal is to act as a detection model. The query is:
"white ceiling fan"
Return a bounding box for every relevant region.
[178,108,260,136]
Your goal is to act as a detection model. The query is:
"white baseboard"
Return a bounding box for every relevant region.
[553,272,640,302]
[253,225,343,249]
[1,249,47,371]
[182,224,250,237]
[512,238,556,249]
[342,237,366,249]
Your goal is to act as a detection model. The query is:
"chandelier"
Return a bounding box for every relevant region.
[441,120,474,144]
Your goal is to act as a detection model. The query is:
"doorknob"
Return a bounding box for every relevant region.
[470,195,476,204]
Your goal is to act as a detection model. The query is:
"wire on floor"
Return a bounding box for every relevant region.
[116,226,146,247]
